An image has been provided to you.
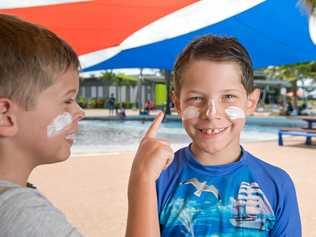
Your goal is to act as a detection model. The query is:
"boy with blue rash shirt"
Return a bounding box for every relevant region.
[157,148,300,236]
[126,36,301,237]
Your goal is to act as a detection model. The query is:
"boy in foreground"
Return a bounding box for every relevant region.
[0,14,84,236]
[127,36,301,236]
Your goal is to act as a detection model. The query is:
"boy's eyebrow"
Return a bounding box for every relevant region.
[186,90,204,94]
[221,89,243,93]
[186,89,243,94]
[63,89,77,96]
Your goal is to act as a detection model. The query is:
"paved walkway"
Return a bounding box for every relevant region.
[30,140,316,237]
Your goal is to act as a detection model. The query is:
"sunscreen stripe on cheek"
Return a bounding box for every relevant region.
[225,106,245,120]
[47,112,73,138]
[182,106,200,120]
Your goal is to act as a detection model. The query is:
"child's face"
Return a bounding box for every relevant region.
[15,69,84,165]
[175,60,259,155]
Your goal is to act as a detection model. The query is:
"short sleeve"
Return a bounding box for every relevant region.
[270,176,301,237]
[0,188,83,237]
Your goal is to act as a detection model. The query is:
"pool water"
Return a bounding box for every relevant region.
[71,120,279,154]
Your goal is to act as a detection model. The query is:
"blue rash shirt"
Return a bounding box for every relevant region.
[156,145,301,237]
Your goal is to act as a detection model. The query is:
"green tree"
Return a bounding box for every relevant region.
[115,73,138,86]
[99,71,138,102]
[264,62,316,108]
[99,71,116,84]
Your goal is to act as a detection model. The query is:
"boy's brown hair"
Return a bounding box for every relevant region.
[173,35,254,98]
[0,14,80,110]
[302,0,315,14]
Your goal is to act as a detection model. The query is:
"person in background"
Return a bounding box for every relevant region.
[108,93,116,116]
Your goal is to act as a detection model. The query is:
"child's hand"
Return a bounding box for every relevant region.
[130,112,174,183]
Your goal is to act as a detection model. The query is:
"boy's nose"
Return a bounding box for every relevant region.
[201,99,221,120]
[76,110,85,121]
[72,104,85,122]
[77,108,85,121]
[205,100,216,118]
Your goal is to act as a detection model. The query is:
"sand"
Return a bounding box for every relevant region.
[30,139,316,237]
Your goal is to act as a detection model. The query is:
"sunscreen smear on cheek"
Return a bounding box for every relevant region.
[47,112,73,138]
[182,106,200,120]
[225,106,245,120]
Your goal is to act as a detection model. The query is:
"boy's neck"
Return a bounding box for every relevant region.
[0,142,35,187]
[191,142,242,166]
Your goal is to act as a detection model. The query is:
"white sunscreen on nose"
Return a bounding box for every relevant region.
[47,112,72,137]
[211,99,216,115]
[206,99,216,117]
[225,106,245,120]
[182,106,200,120]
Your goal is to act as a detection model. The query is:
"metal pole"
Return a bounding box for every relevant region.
[138,68,143,113]
[165,70,171,115]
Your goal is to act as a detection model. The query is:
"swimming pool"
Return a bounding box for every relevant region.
[71,120,280,154]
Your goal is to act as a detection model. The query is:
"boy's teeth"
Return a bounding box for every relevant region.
[202,128,225,135]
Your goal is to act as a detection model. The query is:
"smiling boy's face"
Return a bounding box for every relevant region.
[175,60,259,158]
[14,69,85,165]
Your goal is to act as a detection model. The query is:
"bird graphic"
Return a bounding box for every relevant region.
[181,178,220,200]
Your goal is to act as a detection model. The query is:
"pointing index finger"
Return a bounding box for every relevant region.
[144,112,164,138]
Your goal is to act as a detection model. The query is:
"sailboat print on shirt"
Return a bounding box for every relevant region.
[229,182,275,231]
[160,177,276,236]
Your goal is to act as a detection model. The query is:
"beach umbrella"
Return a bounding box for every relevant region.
[1,0,315,71]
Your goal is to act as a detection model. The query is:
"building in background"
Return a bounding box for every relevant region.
[78,70,310,110]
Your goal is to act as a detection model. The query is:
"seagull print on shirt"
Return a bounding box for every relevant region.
[181,178,220,200]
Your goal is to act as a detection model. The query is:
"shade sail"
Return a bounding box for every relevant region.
[1,0,315,71]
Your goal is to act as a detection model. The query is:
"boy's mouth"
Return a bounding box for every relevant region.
[65,132,76,143]
[198,126,229,136]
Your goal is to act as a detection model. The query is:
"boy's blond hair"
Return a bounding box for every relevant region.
[173,35,254,98]
[0,14,80,110]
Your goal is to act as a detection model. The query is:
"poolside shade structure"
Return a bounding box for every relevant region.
[1,0,316,72]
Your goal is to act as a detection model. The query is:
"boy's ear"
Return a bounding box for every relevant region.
[0,98,18,137]
[246,89,260,115]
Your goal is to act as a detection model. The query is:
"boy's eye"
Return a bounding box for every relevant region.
[222,94,237,102]
[189,96,203,102]
[64,99,74,104]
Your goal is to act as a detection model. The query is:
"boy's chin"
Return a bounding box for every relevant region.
[43,150,71,165]
[198,142,227,155]
[55,155,71,163]
[193,138,239,155]
[56,151,71,163]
